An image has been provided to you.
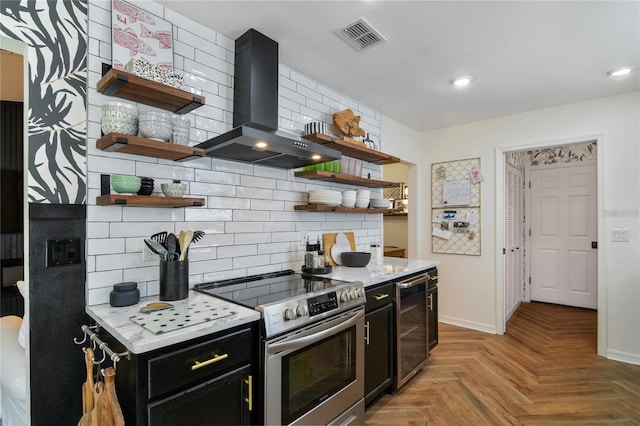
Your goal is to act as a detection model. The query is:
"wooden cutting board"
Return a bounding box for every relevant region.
[323,232,356,265]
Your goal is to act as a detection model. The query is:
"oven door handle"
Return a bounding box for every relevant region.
[397,273,429,288]
[266,309,363,354]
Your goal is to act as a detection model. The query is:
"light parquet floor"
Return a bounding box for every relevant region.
[365,302,640,425]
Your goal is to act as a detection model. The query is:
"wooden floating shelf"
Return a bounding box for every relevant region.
[302,133,400,165]
[97,133,205,162]
[96,195,205,208]
[97,68,205,114]
[293,170,400,188]
[294,204,403,214]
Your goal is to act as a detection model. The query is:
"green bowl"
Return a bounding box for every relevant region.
[111,175,141,194]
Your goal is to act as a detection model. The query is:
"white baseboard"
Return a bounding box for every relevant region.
[439,315,497,334]
[606,348,640,366]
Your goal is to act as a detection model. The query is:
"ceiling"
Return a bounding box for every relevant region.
[157,1,640,133]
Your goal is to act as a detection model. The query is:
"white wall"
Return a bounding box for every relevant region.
[380,115,424,258]
[421,91,640,364]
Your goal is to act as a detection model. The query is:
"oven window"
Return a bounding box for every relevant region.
[281,326,356,424]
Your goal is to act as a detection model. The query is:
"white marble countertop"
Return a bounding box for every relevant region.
[87,257,438,355]
[312,257,440,286]
[86,291,261,354]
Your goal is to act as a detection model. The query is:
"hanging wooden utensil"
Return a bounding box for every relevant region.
[95,367,125,426]
[82,348,95,415]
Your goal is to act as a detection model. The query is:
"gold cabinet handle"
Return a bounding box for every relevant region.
[191,353,228,371]
[428,294,433,311]
[374,293,389,300]
[364,321,370,345]
[244,375,253,411]
[431,275,439,280]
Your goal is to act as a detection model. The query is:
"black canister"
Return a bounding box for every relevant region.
[110,282,140,307]
[159,260,189,301]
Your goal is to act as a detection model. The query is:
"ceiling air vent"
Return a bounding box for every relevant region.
[333,18,387,52]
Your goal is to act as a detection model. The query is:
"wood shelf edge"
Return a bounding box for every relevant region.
[294,204,394,214]
[96,194,205,207]
[97,68,206,113]
[97,133,205,161]
[302,133,400,164]
[293,170,399,188]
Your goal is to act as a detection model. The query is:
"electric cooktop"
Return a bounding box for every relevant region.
[194,270,365,337]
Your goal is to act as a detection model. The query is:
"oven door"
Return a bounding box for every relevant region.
[264,306,365,426]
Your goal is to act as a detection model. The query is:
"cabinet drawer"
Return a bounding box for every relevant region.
[365,283,394,312]
[148,328,251,399]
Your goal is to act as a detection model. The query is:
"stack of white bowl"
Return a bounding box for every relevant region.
[171,115,191,145]
[138,111,172,141]
[101,101,138,136]
[342,190,356,207]
[308,189,342,207]
[370,198,391,209]
[355,189,370,208]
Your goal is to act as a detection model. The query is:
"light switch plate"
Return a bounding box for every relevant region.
[142,242,156,262]
[611,228,629,242]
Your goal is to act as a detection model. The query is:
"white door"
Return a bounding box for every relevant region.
[504,163,523,320]
[530,164,597,309]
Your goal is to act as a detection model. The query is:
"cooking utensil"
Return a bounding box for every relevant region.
[150,231,168,248]
[144,239,168,261]
[94,367,125,426]
[82,348,96,414]
[179,230,194,261]
[192,230,205,243]
[166,233,179,261]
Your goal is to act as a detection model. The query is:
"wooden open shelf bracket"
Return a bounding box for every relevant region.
[97,66,205,114]
[302,133,400,165]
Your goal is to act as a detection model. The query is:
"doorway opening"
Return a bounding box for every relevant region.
[498,138,601,352]
[383,163,409,258]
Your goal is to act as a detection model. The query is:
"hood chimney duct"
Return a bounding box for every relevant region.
[234,29,278,130]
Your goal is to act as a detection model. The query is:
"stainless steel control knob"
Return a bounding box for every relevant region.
[284,308,297,320]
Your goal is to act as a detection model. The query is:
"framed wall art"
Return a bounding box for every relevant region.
[111,0,173,71]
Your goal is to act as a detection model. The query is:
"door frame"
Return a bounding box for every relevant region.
[495,135,605,357]
[0,35,31,419]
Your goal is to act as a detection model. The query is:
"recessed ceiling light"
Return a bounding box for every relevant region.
[452,75,474,87]
[607,67,633,77]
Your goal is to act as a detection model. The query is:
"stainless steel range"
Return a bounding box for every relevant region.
[195,270,366,425]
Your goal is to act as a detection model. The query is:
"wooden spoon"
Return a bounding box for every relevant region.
[179,230,194,261]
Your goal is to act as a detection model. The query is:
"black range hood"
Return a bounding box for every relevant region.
[194,29,340,169]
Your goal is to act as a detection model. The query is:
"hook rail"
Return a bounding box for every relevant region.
[75,324,130,364]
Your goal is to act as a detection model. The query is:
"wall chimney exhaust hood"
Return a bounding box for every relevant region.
[194,29,340,169]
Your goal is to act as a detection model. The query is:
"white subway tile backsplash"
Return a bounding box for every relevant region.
[184,208,233,222]
[233,254,271,269]
[88,222,110,239]
[218,244,257,259]
[173,39,195,60]
[122,208,184,222]
[123,266,159,285]
[235,233,272,245]
[290,69,318,91]
[88,238,125,255]
[233,210,270,222]
[87,270,124,290]
[258,242,290,255]
[225,221,264,234]
[86,4,382,305]
[279,86,306,105]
